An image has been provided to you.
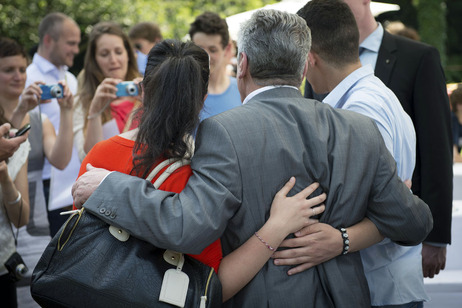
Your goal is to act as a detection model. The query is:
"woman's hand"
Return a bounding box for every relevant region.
[269,177,326,236]
[16,81,42,113]
[132,77,144,102]
[88,78,121,117]
[56,81,74,111]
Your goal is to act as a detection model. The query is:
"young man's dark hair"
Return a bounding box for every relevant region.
[189,12,229,48]
[297,0,359,68]
[128,22,163,43]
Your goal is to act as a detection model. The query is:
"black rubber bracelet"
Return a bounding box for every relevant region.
[339,227,350,255]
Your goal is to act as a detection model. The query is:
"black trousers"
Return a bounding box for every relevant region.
[0,273,17,308]
[43,179,71,237]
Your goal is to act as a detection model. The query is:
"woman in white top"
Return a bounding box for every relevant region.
[0,37,31,308]
[0,36,74,308]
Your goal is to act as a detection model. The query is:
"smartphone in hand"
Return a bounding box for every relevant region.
[15,123,31,137]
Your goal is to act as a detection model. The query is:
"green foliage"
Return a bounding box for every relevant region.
[0,0,277,52]
[0,0,278,73]
[132,0,278,39]
[0,0,135,51]
[417,0,447,66]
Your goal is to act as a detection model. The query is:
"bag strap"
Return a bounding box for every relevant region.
[145,158,190,189]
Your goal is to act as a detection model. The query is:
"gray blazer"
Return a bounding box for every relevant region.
[85,87,432,307]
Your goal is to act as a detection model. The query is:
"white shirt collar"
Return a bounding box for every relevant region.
[360,23,383,54]
[242,85,299,105]
[32,53,69,75]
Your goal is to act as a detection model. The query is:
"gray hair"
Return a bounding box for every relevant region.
[237,9,311,87]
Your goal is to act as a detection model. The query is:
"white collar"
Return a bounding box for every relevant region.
[243,85,299,105]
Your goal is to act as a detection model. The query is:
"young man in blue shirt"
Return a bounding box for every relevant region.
[274,1,427,307]
[189,12,241,121]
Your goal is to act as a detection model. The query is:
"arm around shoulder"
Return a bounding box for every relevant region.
[366,150,433,246]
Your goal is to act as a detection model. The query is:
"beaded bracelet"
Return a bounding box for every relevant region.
[339,227,350,255]
[254,232,276,252]
[6,191,21,205]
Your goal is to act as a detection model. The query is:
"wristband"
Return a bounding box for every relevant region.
[6,191,21,205]
[339,227,350,255]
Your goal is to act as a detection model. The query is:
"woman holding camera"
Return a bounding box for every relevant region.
[0,37,74,308]
[0,79,30,308]
[0,130,29,308]
[74,22,142,161]
[0,37,30,308]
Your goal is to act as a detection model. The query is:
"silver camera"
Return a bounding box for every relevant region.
[4,252,28,282]
[115,81,139,97]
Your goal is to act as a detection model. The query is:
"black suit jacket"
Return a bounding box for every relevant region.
[305,31,453,244]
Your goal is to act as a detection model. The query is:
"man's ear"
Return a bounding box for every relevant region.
[307,51,316,67]
[43,34,53,47]
[224,41,233,57]
[237,52,248,79]
[302,60,309,79]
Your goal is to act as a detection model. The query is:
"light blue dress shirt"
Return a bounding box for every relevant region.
[135,50,148,76]
[324,64,428,306]
[359,23,383,70]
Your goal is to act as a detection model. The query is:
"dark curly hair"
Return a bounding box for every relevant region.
[189,12,230,49]
[131,39,209,178]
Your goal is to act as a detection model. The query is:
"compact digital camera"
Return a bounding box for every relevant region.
[115,81,139,97]
[4,252,28,282]
[40,84,64,100]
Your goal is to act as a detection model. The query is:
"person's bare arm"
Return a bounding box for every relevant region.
[10,82,44,128]
[83,78,120,154]
[271,178,414,274]
[219,178,326,301]
[43,81,74,169]
[0,161,30,228]
[272,218,383,275]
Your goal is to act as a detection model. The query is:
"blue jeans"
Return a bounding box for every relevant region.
[372,302,424,308]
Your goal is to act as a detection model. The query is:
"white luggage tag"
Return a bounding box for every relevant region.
[159,251,189,307]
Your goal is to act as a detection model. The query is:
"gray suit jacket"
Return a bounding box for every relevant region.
[85,87,432,307]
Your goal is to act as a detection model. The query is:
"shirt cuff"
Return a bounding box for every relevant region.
[424,241,448,248]
[100,171,114,185]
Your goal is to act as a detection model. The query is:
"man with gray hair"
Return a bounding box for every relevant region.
[72,10,432,306]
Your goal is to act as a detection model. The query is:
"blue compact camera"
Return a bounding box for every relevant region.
[40,84,64,100]
[115,81,139,97]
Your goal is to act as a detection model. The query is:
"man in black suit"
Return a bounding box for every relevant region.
[286,0,452,281]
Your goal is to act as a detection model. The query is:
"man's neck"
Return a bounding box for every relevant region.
[208,68,230,95]
[326,61,362,93]
[37,48,59,69]
[1,96,20,120]
[358,15,378,44]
